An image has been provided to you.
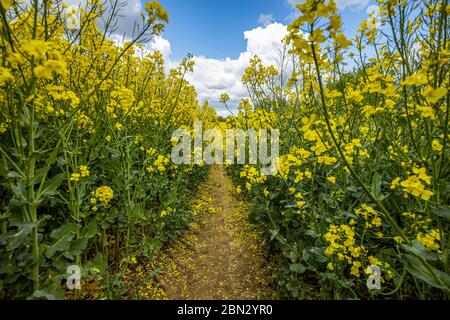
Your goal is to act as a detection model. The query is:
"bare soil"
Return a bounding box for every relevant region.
[147,165,275,300]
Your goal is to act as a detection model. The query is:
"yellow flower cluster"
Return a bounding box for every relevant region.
[327,176,336,184]
[324,224,366,277]
[154,155,170,173]
[324,223,393,279]
[80,165,90,177]
[147,148,157,157]
[0,67,14,85]
[342,139,369,165]
[277,153,302,180]
[93,186,114,205]
[109,86,136,114]
[34,59,66,80]
[417,229,441,252]
[70,165,90,182]
[417,105,436,120]
[355,204,382,230]
[318,155,338,165]
[422,86,448,105]
[392,167,434,201]
[240,165,267,185]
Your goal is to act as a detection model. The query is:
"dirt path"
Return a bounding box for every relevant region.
[141,165,275,300]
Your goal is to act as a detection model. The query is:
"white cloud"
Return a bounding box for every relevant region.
[286,0,303,7]
[185,55,249,114]
[103,0,146,38]
[336,0,370,10]
[183,22,288,116]
[58,0,149,38]
[258,13,275,26]
[244,23,288,66]
[145,36,172,61]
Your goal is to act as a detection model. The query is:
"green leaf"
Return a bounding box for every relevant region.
[269,191,279,200]
[401,240,438,261]
[431,206,450,220]
[11,184,27,202]
[45,148,59,167]
[37,173,65,200]
[309,247,328,263]
[13,128,27,148]
[302,248,311,262]
[33,167,49,185]
[81,220,97,239]
[45,223,79,258]
[269,229,279,241]
[142,237,163,259]
[371,173,382,199]
[50,223,79,239]
[68,238,88,256]
[6,221,39,251]
[305,229,319,238]
[405,255,450,291]
[289,263,306,273]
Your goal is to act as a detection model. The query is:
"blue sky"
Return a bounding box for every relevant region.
[157,0,376,60]
[158,0,293,60]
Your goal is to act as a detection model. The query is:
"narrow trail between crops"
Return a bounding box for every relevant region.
[142,165,275,300]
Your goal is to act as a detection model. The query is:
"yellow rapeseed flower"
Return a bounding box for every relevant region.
[94,186,114,205]
[417,229,441,251]
[115,122,123,131]
[327,176,336,184]
[34,60,66,80]
[80,165,90,177]
[70,173,80,182]
[432,140,443,152]
[422,86,447,104]
[417,105,436,120]
[0,67,14,85]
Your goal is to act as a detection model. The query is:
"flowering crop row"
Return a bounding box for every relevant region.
[0,0,215,299]
[225,0,449,299]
